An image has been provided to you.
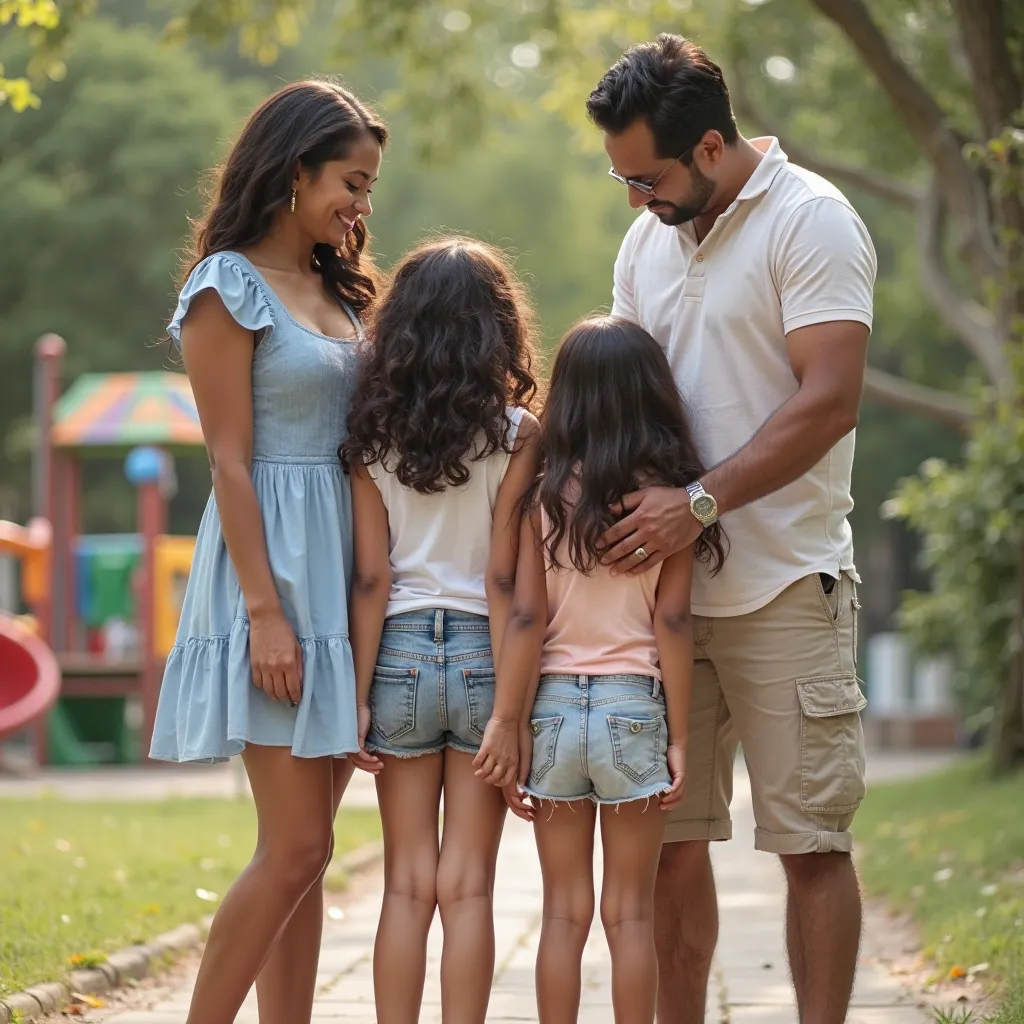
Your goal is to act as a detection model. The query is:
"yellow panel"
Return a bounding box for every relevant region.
[153,535,195,658]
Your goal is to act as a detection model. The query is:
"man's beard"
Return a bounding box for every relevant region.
[646,168,716,226]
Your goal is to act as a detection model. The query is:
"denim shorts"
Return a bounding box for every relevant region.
[366,609,495,758]
[525,674,672,805]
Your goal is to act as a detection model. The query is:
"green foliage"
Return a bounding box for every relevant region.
[884,121,1024,725]
[0,17,257,525]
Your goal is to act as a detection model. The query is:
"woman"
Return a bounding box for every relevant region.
[149,80,387,1024]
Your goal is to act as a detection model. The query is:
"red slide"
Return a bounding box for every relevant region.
[0,614,61,741]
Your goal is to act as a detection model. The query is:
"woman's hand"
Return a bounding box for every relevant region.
[473,717,519,788]
[351,702,383,774]
[661,743,688,810]
[249,607,303,704]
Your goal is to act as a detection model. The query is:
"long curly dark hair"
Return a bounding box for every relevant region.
[183,79,387,315]
[343,237,539,493]
[532,315,725,574]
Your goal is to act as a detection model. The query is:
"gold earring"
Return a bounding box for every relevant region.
[290,189,296,213]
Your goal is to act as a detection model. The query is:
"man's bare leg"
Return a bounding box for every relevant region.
[654,840,719,1024]
[781,851,861,1024]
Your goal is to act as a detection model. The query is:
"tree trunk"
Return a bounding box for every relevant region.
[992,532,1024,774]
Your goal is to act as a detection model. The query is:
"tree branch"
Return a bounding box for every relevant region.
[729,74,922,211]
[862,366,974,432]
[808,0,1002,285]
[916,175,1004,381]
[949,0,1023,141]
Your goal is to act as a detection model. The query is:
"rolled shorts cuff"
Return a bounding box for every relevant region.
[754,827,854,855]
[663,818,733,844]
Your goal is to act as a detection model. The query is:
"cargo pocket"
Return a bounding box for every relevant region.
[529,716,562,783]
[796,674,867,814]
[608,716,663,785]
[368,666,419,742]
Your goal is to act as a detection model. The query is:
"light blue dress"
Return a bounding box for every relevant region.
[150,251,362,763]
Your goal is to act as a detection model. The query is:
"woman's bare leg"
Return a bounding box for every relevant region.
[599,800,666,1024]
[534,801,597,1024]
[185,745,335,1024]
[256,756,355,1023]
[436,749,507,1024]
[374,753,444,1024]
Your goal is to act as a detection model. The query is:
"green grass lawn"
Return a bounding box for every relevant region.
[0,797,381,996]
[857,758,1024,1023]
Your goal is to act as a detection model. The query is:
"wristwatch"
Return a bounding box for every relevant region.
[685,481,719,528]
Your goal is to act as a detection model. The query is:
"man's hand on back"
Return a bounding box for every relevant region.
[599,486,701,575]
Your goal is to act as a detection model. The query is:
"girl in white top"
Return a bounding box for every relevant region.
[343,237,540,1024]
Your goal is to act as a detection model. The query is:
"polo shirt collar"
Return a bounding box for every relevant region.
[734,137,788,202]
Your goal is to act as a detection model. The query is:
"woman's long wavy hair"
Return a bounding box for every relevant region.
[533,316,726,575]
[182,80,387,315]
[343,237,539,493]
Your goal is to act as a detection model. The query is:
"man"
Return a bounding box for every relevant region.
[587,34,876,1024]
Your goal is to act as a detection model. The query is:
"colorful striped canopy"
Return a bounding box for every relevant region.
[52,372,204,450]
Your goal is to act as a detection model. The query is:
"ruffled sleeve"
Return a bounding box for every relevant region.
[167,253,276,348]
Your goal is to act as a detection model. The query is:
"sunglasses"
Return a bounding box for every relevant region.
[607,145,695,197]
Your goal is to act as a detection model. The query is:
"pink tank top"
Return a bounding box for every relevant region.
[540,508,663,679]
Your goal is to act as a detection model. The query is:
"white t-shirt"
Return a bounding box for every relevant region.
[612,137,877,617]
[367,407,526,618]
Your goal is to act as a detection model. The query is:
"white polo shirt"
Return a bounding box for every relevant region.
[612,137,876,617]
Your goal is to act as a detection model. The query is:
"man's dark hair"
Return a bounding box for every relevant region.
[586,34,738,160]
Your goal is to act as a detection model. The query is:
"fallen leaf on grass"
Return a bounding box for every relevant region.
[967,963,989,974]
[934,868,954,883]
[949,965,967,980]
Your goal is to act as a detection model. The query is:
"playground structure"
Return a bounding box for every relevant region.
[0,520,61,747]
[0,334,202,765]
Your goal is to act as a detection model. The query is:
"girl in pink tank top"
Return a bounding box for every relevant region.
[475,315,725,1024]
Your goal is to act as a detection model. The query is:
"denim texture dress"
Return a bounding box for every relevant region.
[150,251,361,762]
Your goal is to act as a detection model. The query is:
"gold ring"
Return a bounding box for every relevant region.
[635,546,648,561]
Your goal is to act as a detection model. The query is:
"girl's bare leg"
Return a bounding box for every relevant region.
[374,753,444,1024]
[599,800,666,1024]
[185,745,335,1024]
[256,756,355,1023]
[534,801,597,1024]
[436,749,508,1024]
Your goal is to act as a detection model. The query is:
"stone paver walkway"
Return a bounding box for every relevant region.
[92,756,940,1023]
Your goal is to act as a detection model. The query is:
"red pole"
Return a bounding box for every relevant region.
[32,333,65,767]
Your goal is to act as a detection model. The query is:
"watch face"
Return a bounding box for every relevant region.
[692,494,717,520]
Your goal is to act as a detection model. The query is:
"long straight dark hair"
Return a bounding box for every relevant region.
[533,315,726,574]
[183,79,388,315]
[343,237,539,493]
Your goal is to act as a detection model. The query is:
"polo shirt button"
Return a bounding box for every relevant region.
[695,253,704,263]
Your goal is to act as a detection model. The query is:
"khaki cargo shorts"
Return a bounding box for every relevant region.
[666,572,867,854]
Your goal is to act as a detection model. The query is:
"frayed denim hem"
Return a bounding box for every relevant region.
[523,788,596,805]
[365,742,446,759]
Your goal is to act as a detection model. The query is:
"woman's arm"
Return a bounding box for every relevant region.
[475,506,547,787]
[652,547,695,808]
[348,461,391,770]
[485,412,540,668]
[181,290,300,704]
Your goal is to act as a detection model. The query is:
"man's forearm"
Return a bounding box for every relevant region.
[702,390,857,517]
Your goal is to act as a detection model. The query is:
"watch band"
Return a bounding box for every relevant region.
[685,481,706,500]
